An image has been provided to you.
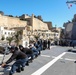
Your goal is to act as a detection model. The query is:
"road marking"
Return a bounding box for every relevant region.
[52,56,75,61]
[41,55,50,57]
[64,58,75,61]
[50,46,56,49]
[41,54,76,62]
[52,56,76,61]
[66,52,76,55]
[31,52,66,75]
[51,56,62,59]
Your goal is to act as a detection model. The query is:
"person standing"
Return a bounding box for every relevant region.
[47,40,51,49]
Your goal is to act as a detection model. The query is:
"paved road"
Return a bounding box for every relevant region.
[0,46,76,75]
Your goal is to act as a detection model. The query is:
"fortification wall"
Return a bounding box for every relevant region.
[0,15,27,28]
[33,18,48,31]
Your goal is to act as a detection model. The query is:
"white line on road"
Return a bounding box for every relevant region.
[41,55,50,57]
[41,54,76,62]
[64,58,75,61]
[31,52,66,75]
[51,56,76,61]
[66,52,76,55]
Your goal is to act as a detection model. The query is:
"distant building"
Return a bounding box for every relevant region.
[0,27,15,40]
[0,11,62,45]
[63,14,76,40]
[0,13,27,28]
[63,22,76,40]
[20,14,50,40]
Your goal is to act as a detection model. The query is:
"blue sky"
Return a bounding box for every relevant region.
[0,0,76,27]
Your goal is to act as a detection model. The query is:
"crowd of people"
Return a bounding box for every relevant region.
[1,39,51,75]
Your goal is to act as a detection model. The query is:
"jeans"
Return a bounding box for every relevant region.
[31,47,38,57]
[27,54,34,60]
[10,57,28,74]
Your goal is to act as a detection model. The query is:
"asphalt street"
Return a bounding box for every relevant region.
[0,46,76,75]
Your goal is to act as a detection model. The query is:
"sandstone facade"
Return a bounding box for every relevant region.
[33,18,48,31]
[0,14,27,28]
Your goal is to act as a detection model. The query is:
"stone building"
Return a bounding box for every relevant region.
[0,14,27,28]
[0,27,15,39]
[44,22,52,30]
[20,14,48,31]
[63,22,76,40]
[0,12,61,46]
[63,14,76,40]
[0,13,28,46]
[19,14,53,40]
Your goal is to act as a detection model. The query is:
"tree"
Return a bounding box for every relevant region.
[14,30,23,46]
[1,36,5,40]
[6,37,13,45]
[34,35,40,40]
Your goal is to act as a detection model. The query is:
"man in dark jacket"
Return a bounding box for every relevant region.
[19,45,34,62]
[1,46,28,75]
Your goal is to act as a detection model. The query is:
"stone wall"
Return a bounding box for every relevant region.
[0,15,27,28]
[44,22,52,30]
[33,18,48,31]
